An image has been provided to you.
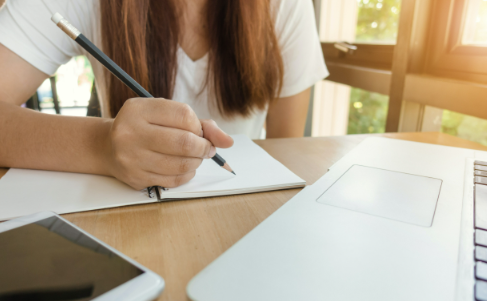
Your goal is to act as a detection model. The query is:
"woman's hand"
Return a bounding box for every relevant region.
[107,98,234,190]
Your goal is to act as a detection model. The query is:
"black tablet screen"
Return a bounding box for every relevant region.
[0,216,144,301]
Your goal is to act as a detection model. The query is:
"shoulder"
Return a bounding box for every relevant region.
[269,0,328,97]
[0,0,100,74]
[271,0,317,40]
[272,0,314,15]
[5,0,99,38]
[272,0,315,26]
[271,0,318,48]
[6,0,96,17]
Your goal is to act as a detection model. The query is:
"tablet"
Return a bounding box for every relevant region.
[0,211,164,301]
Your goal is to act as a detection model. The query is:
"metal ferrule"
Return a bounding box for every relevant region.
[57,19,81,40]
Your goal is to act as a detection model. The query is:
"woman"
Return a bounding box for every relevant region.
[0,0,327,190]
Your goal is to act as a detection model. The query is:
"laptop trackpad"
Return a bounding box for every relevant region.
[317,165,442,227]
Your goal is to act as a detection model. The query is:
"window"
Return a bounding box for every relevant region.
[425,0,487,84]
[355,0,401,44]
[312,0,400,136]
[314,0,487,145]
[462,0,487,45]
[348,87,389,134]
[36,56,94,116]
[348,0,400,134]
[442,110,487,146]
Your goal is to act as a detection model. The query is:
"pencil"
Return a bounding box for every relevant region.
[51,13,235,197]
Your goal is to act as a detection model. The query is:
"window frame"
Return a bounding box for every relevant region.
[318,0,487,133]
[424,0,487,84]
[321,43,394,70]
[321,43,393,95]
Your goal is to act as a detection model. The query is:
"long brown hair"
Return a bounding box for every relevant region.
[100,0,284,118]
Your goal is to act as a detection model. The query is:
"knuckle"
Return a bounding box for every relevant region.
[124,97,138,108]
[127,177,139,189]
[124,98,145,113]
[164,175,180,188]
[178,103,196,126]
[111,127,126,142]
[147,173,169,190]
[111,121,134,143]
[166,173,190,188]
[185,171,196,183]
[195,158,203,168]
[202,141,211,158]
[113,152,127,165]
[178,158,192,174]
[174,174,185,187]
[177,172,195,187]
[202,119,217,128]
[123,172,143,190]
[110,119,122,135]
[179,132,195,156]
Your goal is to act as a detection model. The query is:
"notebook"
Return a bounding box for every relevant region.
[0,135,305,221]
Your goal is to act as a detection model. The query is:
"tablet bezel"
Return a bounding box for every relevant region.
[0,211,165,301]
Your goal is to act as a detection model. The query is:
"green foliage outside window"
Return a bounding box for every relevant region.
[442,110,487,146]
[347,88,389,134]
[347,0,400,134]
[355,0,401,43]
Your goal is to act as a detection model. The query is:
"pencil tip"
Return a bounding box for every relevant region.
[222,162,235,175]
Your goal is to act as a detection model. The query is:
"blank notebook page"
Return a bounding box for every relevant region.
[158,135,306,199]
[0,135,305,221]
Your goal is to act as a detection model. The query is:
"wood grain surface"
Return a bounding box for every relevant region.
[1,132,487,301]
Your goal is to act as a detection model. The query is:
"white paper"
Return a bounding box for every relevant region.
[0,135,305,221]
[158,135,305,199]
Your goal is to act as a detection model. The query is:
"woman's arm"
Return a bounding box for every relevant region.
[265,88,311,138]
[0,44,115,176]
[0,44,233,189]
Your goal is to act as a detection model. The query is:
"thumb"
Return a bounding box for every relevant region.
[200,119,234,149]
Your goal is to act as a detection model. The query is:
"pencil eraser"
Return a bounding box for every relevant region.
[51,13,64,25]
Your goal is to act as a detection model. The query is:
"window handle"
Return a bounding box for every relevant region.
[334,42,357,54]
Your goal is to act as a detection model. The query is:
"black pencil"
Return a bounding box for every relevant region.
[51,13,235,197]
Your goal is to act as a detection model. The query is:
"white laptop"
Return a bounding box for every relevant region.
[186,137,487,301]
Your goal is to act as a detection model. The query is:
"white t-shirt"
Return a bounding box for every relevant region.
[0,0,328,139]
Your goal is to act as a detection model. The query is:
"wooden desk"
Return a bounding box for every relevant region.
[1,132,487,301]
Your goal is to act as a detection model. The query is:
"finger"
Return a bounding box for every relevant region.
[201,119,234,148]
[145,125,216,158]
[145,170,196,188]
[140,151,203,176]
[135,98,202,136]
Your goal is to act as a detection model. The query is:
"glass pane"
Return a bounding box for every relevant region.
[463,0,487,45]
[38,56,94,116]
[37,80,54,109]
[441,110,487,146]
[355,0,401,43]
[347,87,389,134]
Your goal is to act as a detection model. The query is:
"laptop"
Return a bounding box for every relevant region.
[186,137,487,301]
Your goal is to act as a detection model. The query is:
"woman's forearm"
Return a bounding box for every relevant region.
[0,102,113,175]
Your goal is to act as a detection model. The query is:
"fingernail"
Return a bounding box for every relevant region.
[207,146,216,159]
[200,129,204,137]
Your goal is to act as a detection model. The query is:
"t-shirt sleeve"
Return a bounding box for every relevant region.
[0,0,93,75]
[275,0,328,98]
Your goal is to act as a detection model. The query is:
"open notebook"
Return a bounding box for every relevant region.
[0,135,305,221]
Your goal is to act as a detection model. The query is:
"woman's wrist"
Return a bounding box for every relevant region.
[95,118,115,177]
[79,116,115,177]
